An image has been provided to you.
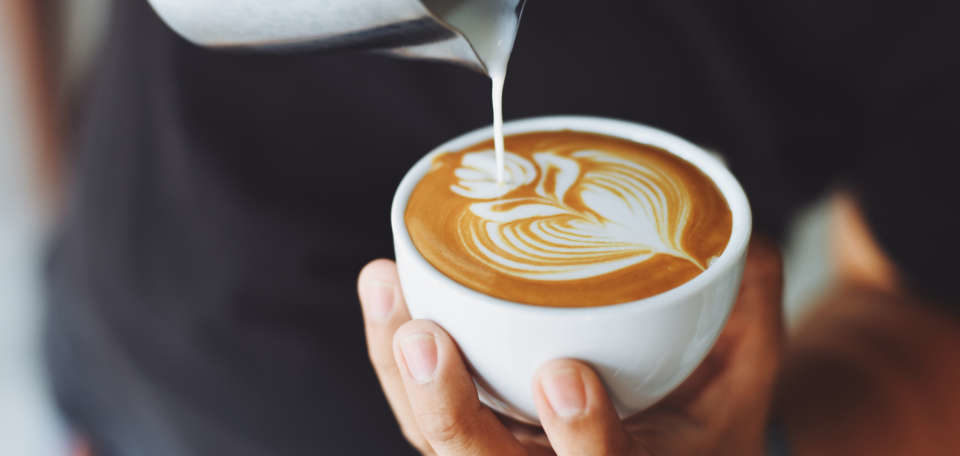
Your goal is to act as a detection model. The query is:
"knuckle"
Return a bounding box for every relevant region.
[575,432,638,456]
[367,348,396,374]
[399,426,432,455]
[747,239,783,278]
[367,335,396,372]
[417,407,473,446]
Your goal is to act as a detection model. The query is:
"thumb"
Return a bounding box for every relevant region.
[533,359,641,456]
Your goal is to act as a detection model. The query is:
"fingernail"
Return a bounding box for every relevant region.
[541,367,586,418]
[400,333,437,384]
[365,280,395,322]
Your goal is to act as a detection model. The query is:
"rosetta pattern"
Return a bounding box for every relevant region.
[449,149,702,281]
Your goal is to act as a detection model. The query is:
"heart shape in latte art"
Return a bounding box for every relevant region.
[449,149,703,281]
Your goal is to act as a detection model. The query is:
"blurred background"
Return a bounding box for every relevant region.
[0,25,66,456]
[0,1,834,454]
[1,1,108,454]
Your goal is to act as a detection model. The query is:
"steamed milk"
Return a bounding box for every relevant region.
[428,0,523,183]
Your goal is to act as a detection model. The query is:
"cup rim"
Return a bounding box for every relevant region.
[391,115,752,315]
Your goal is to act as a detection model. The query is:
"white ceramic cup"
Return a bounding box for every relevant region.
[391,116,752,423]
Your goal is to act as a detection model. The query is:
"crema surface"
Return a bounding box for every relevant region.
[406,131,732,307]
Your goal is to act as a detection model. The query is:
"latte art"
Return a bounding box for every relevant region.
[406,131,732,307]
[456,149,703,280]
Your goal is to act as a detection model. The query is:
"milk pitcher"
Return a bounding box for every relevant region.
[147,0,526,74]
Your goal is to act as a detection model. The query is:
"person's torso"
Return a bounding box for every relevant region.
[50,0,959,453]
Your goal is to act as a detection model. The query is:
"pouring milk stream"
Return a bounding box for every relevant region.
[428,0,524,184]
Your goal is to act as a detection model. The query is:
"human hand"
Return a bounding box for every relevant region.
[357,238,783,455]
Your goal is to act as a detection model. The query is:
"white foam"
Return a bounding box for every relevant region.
[451,150,536,199]
[449,149,702,280]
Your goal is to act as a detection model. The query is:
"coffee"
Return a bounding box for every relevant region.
[405,130,732,307]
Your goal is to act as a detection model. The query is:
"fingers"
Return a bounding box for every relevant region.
[720,237,785,380]
[358,260,428,451]
[394,320,526,456]
[740,236,784,320]
[695,237,784,451]
[735,237,786,368]
[533,359,637,456]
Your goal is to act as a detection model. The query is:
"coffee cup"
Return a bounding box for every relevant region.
[391,115,752,423]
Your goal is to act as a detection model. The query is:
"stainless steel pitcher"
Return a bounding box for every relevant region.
[147,0,526,74]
